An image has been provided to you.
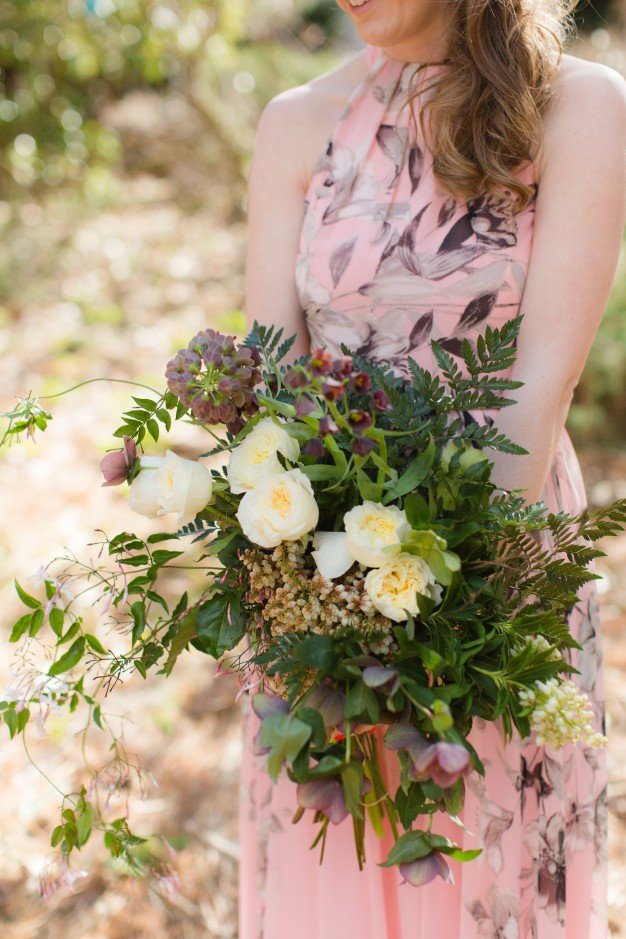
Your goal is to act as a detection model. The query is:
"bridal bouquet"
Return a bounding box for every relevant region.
[4,316,625,889]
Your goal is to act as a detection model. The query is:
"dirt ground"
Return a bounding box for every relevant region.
[0,84,625,938]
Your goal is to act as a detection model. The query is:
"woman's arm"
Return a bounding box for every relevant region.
[489,58,626,504]
[245,91,311,359]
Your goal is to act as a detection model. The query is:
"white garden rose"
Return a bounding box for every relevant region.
[344,502,411,569]
[236,468,319,549]
[311,531,355,581]
[227,417,300,494]
[129,450,213,525]
[364,553,442,623]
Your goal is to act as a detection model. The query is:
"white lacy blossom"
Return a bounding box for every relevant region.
[129,451,213,525]
[343,502,411,569]
[237,468,319,549]
[364,553,442,623]
[227,417,299,494]
[518,678,607,749]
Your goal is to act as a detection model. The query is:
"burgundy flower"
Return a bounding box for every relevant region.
[297,778,348,825]
[331,355,354,378]
[306,682,346,728]
[319,416,339,437]
[284,367,310,390]
[372,389,390,411]
[351,437,378,457]
[348,410,373,435]
[321,378,346,402]
[100,436,137,487]
[349,371,372,393]
[399,852,454,887]
[303,438,325,458]
[295,394,317,417]
[310,349,334,376]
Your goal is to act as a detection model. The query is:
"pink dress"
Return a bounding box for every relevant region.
[239,44,607,938]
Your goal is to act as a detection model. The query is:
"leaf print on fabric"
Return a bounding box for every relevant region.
[401,244,489,280]
[438,213,476,252]
[376,124,409,188]
[467,193,518,248]
[438,337,465,358]
[437,196,457,228]
[566,798,596,852]
[408,311,433,350]
[466,884,520,939]
[408,145,424,194]
[467,773,515,874]
[395,206,429,271]
[525,813,567,926]
[594,787,608,867]
[457,291,499,332]
[329,236,358,288]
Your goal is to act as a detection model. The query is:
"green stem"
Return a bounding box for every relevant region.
[38,378,162,400]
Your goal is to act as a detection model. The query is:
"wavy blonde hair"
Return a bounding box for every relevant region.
[411,0,577,212]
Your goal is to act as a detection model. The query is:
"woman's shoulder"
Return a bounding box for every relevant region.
[536,52,626,180]
[252,49,370,190]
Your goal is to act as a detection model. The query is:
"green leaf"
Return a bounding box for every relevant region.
[294,635,338,672]
[394,784,425,828]
[381,829,432,867]
[14,580,40,610]
[195,591,245,659]
[130,601,146,645]
[9,613,31,643]
[164,612,197,675]
[85,634,107,655]
[341,761,364,819]
[259,713,312,782]
[344,681,380,724]
[3,709,18,738]
[49,607,65,637]
[51,825,64,848]
[389,436,435,500]
[49,637,86,676]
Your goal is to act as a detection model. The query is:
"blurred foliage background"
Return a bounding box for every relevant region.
[0,1,625,937]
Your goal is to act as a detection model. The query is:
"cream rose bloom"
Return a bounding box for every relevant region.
[343,502,411,569]
[227,417,300,495]
[236,468,319,549]
[365,553,443,623]
[129,450,213,525]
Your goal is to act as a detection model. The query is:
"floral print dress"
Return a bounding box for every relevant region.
[238,43,607,939]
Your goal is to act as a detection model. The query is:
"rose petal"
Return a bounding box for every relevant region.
[311,531,355,581]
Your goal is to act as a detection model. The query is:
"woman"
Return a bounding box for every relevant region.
[239,0,626,935]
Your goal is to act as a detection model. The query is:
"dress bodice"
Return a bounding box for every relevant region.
[296,43,538,376]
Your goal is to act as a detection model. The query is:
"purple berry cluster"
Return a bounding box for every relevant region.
[284,348,389,457]
[166,329,262,433]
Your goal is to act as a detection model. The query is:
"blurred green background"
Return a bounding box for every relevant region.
[0,2,625,937]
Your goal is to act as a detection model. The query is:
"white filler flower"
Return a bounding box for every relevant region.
[365,553,442,623]
[344,502,412,569]
[129,450,213,525]
[237,468,319,549]
[227,417,300,494]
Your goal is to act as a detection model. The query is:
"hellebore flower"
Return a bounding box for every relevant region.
[372,389,390,411]
[411,741,471,789]
[100,436,137,487]
[351,437,378,457]
[385,723,470,789]
[331,355,354,378]
[310,348,334,376]
[303,438,325,458]
[295,394,317,417]
[349,371,372,393]
[399,852,455,887]
[305,682,346,729]
[348,410,373,435]
[319,416,339,437]
[165,328,262,429]
[297,778,349,825]
[321,378,346,401]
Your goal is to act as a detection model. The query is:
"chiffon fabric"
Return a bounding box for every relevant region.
[238,43,607,938]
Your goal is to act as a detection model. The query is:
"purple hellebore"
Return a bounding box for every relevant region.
[385,723,470,789]
[100,436,137,487]
[297,778,349,825]
[303,438,325,458]
[310,348,334,376]
[399,852,455,887]
[351,437,377,457]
